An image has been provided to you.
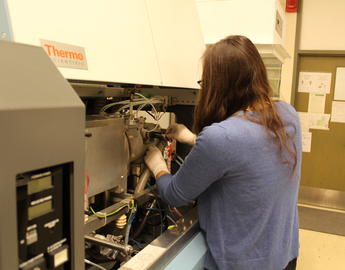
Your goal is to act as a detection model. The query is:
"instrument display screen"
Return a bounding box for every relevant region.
[28,175,52,195]
[28,200,52,220]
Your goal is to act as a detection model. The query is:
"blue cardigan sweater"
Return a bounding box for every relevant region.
[157,101,301,270]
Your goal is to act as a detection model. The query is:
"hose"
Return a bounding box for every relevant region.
[84,259,107,270]
[133,199,157,238]
[134,141,165,196]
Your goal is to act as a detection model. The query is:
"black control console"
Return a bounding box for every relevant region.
[16,164,72,270]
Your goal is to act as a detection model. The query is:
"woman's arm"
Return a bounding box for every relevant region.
[156,125,229,207]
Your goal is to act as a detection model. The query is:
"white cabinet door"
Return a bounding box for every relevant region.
[145,0,205,88]
[7,0,161,85]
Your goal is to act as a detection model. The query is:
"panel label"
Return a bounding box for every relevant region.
[40,39,88,70]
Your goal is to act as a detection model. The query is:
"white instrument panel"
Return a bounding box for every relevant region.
[145,0,205,89]
[6,0,204,88]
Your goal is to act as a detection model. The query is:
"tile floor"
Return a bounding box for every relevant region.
[297,229,345,269]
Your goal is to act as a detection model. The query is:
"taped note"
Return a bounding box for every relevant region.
[331,101,345,123]
[298,112,330,131]
[298,72,332,94]
[309,113,330,130]
[302,132,312,153]
[298,112,311,132]
[334,67,345,101]
[308,93,326,113]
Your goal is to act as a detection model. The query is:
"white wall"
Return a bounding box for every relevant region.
[280,0,345,103]
[299,0,345,51]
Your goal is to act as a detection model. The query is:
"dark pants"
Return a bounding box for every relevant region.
[283,258,297,270]
[204,258,297,270]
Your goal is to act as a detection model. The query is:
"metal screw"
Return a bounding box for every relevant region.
[0,32,7,39]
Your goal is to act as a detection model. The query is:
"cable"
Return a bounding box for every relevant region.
[127,200,135,223]
[100,98,152,114]
[155,199,164,235]
[166,215,177,226]
[134,92,161,121]
[84,259,107,270]
[89,201,132,219]
[124,200,136,246]
[115,99,162,114]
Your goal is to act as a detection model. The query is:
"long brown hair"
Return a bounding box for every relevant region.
[194,35,296,170]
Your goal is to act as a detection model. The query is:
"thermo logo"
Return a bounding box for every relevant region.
[40,39,88,70]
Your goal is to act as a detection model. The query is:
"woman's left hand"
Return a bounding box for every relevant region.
[144,145,169,178]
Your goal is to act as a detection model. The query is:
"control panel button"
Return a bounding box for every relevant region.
[20,255,46,270]
[46,245,69,268]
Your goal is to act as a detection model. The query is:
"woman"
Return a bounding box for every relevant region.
[145,35,301,270]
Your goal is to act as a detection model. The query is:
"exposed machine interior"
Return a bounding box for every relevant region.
[79,84,197,270]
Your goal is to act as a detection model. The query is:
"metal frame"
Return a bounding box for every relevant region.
[289,0,303,105]
[298,204,345,236]
[84,199,131,234]
[299,186,345,211]
[119,208,200,270]
[71,82,199,106]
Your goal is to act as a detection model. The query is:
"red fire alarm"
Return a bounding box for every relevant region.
[286,0,298,12]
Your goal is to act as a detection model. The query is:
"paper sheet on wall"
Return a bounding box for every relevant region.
[298,72,332,94]
[308,93,326,113]
[331,101,345,123]
[302,132,312,153]
[298,112,330,131]
[309,113,330,130]
[298,112,311,132]
[334,67,345,101]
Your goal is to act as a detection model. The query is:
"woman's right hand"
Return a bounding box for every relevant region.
[165,124,196,145]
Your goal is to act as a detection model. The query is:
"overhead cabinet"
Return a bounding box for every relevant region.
[196,0,288,96]
[196,0,288,63]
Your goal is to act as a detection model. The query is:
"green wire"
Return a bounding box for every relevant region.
[90,200,134,219]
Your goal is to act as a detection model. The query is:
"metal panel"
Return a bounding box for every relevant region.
[0,41,84,269]
[85,199,131,234]
[120,209,201,270]
[299,186,345,210]
[298,186,345,236]
[85,117,129,197]
[298,204,345,236]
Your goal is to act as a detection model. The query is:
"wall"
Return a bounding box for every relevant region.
[299,0,345,51]
[280,0,345,102]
